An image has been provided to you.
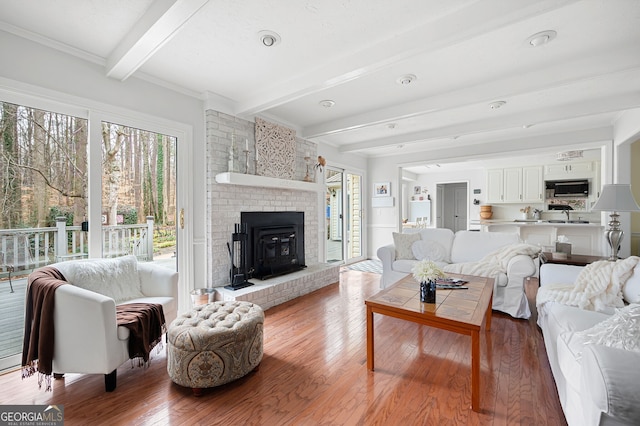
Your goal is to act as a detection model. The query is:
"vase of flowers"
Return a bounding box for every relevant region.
[412,259,445,303]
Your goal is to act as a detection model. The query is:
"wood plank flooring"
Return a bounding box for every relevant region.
[0,268,566,425]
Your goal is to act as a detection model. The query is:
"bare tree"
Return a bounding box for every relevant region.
[102,122,125,226]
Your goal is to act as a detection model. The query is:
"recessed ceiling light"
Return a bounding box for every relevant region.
[527,30,557,47]
[258,30,281,47]
[396,74,417,85]
[489,101,506,110]
[319,100,335,108]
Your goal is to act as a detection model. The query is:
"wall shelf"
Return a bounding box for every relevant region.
[215,172,321,192]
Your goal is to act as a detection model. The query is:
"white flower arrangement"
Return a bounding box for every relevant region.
[411,259,445,283]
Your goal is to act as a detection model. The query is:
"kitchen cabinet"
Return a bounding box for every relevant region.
[522,166,544,202]
[503,168,522,202]
[486,166,543,203]
[544,161,594,180]
[486,169,504,203]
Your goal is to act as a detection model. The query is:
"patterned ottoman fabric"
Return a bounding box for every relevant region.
[167,301,264,393]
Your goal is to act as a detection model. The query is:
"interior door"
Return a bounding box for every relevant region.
[453,185,468,232]
[437,182,468,232]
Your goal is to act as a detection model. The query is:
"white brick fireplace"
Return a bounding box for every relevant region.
[205,110,339,309]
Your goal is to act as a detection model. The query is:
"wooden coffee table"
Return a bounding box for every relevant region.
[365,273,494,412]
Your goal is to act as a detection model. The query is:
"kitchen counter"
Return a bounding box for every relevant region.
[475,220,604,255]
[477,219,601,227]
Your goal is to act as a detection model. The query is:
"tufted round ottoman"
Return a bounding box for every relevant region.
[167,301,264,395]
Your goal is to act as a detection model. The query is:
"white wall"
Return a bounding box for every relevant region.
[367,157,401,258]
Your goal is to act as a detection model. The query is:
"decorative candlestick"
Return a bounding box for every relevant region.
[228,132,236,172]
[244,149,250,174]
[303,155,312,182]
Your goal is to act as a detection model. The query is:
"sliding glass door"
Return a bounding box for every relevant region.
[0,101,88,371]
[100,122,177,270]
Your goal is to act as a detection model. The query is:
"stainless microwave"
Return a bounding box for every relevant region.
[545,180,589,197]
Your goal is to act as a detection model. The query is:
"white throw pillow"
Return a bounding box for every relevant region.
[55,255,144,302]
[411,240,446,262]
[392,232,420,260]
[576,304,640,354]
[623,265,640,303]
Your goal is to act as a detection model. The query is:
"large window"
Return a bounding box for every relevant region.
[0,103,180,372]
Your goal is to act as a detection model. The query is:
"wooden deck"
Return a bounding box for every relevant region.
[0,276,27,365]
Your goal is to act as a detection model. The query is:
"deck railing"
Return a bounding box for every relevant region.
[0,216,154,275]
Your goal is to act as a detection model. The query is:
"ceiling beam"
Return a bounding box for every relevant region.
[234,0,578,117]
[377,127,613,166]
[106,0,209,81]
[337,93,640,153]
[303,61,640,140]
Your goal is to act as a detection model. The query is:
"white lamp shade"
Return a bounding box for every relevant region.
[592,184,640,212]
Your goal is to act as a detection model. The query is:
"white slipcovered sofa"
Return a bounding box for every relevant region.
[537,261,640,426]
[31,255,179,391]
[377,229,537,319]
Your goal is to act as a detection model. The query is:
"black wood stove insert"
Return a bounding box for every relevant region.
[241,211,306,280]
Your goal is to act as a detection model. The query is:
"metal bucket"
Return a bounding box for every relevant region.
[191,288,214,306]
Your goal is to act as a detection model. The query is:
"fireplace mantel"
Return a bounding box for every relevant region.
[215,172,321,192]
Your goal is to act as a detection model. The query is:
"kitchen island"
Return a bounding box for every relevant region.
[475,220,604,256]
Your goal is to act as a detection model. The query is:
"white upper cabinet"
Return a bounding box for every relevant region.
[544,161,594,180]
[486,166,543,203]
[503,168,523,203]
[522,166,543,202]
[486,169,505,203]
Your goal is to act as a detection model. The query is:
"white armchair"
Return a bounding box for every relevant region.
[41,256,178,391]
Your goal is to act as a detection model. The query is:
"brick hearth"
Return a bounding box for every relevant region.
[214,263,340,310]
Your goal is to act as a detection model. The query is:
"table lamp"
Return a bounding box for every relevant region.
[591,184,640,260]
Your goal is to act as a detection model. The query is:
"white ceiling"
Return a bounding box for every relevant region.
[1,0,639,173]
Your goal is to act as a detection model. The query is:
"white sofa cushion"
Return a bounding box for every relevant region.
[417,228,454,263]
[412,240,447,262]
[557,331,588,393]
[392,232,421,260]
[544,303,611,396]
[392,259,448,274]
[450,231,518,264]
[55,255,145,303]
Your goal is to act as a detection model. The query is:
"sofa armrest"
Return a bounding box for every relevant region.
[137,263,179,300]
[539,263,583,287]
[53,284,127,374]
[581,344,640,425]
[506,254,536,281]
[377,244,409,288]
[377,243,396,273]
[377,244,396,265]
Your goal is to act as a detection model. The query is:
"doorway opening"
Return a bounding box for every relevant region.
[325,168,363,264]
[436,182,468,232]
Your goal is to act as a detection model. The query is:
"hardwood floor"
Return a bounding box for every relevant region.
[0,268,566,425]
